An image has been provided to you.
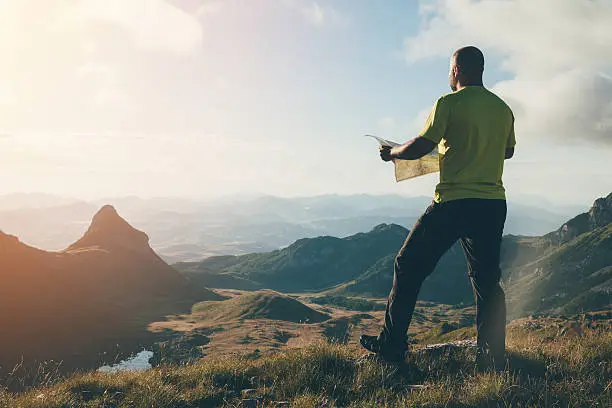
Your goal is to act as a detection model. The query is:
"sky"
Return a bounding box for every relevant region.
[0,0,610,207]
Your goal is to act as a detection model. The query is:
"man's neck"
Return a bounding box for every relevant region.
[456,82,484,91]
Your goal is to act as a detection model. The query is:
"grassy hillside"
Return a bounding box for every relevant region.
[3,318,610,407]
[177,192,612,317]
[177,224,409,292]
[337,243,473,304]
[191,290,330,323]
[177,224,473,303]
[506,223,612,318]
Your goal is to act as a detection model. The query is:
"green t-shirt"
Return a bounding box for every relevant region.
[419,86,516,203]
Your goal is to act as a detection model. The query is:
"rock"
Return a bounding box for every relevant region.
[555,192,612,244]
[588,193,612,228]
[415,339,477,362]
[522,320,542,330]
[419,339,477,352]
[241,388,258,398]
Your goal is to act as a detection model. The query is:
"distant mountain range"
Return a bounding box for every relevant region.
[0,205,221,375]
[0,194,579,263]
[177,193,612,317]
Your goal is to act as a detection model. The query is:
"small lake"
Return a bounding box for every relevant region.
[98,350,153,373]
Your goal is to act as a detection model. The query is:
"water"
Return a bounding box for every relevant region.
[98,349,153,373]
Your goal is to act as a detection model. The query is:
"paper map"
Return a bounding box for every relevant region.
[365,134,440,182]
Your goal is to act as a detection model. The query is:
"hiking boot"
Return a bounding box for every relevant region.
[359,334,407,363]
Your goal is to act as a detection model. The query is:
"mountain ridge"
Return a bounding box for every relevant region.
[177,192,612,316]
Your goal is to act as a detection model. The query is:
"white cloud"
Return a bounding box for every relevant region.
[69,0,203,54]
[285,1,347,27]
[0,0,213,134]
[405,0,612,146]
[303,2,326,26]
[378,116,396,130]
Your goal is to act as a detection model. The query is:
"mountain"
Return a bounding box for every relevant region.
[337,243,473,304]
[176,224,407,292]
[178,193,612,317]
[0,205,221,376]
[503,192,612,317]
[176,224,473,302]
[0,194,574,262]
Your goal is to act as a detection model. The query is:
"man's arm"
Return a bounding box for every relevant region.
[505,147,514,160]
[382,137,436,160]
[379,96,446,162]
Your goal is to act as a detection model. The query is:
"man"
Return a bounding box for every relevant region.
[360,46,515,371]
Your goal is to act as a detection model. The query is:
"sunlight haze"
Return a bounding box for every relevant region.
[0,0,610,206]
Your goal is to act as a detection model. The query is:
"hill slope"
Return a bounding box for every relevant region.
[0,205,221,376]
[191,290,330,323]
[4,317,610,407]
[505,223,612,317]
[178,193,612,317]
[337,243,472,303]
[176,224,472,302]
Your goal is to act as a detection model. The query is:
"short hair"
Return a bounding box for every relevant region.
[453,46,484,81]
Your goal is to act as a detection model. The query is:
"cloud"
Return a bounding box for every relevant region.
[404,0,612,146]
[285,1,347,27]
[0,0,212,134]
[378,117,396,130]
[69,0,203,54]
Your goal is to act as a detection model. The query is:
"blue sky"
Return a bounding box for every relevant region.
[0,0,610,207]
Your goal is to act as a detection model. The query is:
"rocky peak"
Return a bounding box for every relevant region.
[588,192,612,229]
[555,192,612,244]
[67,205,150,252]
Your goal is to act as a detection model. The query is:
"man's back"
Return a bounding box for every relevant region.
[420,86,515,203]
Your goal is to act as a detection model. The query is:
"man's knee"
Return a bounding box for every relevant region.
[394,249,434,282]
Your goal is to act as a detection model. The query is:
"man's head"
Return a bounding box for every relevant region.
[449,46,484,91]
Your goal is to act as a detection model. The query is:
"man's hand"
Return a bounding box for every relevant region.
[379,145,394,162]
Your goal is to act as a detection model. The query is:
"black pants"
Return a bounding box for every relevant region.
[379,198,507,360]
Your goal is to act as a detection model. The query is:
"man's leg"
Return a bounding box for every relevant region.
[459,199,507,370]
[376,201,462,354]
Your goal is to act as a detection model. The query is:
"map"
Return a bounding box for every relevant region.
[365,135,440,181]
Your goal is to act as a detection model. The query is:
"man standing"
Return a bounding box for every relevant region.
[360,46,515,371]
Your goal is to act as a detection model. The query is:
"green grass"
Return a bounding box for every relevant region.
[413,322,477,344]
[191,290,330,323]
[2,321,610,407]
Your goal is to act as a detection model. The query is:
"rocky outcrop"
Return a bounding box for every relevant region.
[552,192,611,244]
[589,192,612,229]
[68,205,150,253]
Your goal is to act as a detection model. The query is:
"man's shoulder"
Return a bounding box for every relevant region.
[482,88,512,110]
[436,89,471,105]
[451,87,513,114]
[431,92,457,111]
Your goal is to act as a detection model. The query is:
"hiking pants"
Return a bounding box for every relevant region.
[379,198,507,360]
